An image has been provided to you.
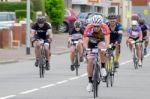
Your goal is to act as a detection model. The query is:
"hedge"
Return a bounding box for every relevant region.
[0,2,33,11]
[15,10,36,21]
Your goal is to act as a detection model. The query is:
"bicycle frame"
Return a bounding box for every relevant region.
[71,40,81,76]
[131,40,141,69]
[38,39,46,78]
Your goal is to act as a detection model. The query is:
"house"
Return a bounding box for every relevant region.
[109,0,132,29]
[72,0,111,17]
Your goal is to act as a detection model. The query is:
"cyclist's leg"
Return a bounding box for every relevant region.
[144,36,149,55]
[44,42,50,70]
[77,39,84,62]
[86,52,94,92]
[70,44,75,71]
[136,43,142,65]
[127,38,133,51]
[34,40,40,66]
[98,42,107,77]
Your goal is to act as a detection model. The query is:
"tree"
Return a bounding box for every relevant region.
[45,0,65,31]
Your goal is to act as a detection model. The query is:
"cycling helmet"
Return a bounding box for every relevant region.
[131,20,138,26]
[91,15,103,26]
[74,21,82,28]
[138,18,145,25]
[108,14,117,19]
[37,16,46,24]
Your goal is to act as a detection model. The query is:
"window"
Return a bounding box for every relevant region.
[108,7,116,14]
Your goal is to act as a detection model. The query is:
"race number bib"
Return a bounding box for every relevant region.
[132,31,138,36]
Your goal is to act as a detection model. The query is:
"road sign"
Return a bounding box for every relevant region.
[88,0,99,3]
[144,9,148,15]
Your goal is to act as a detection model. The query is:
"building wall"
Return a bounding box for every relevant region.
[132,0,148,6]
[132,6,150,26]
[64,0,72,8]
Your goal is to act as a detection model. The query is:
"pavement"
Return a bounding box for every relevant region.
[0,33,69,64]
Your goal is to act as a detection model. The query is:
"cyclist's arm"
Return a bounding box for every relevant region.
[138,27,142,41]
[47,23,53,41]
[83,37,89,49]
[48,29,53,41]
[102,23,110,48]
[30,24,36,40]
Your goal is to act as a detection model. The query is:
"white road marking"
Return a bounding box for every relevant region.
[1,53,150,99]
[0,95,16,99]
[68,76,80,81]
[19,88,39,94]
[56,80,68,85]
[40,84,56,89]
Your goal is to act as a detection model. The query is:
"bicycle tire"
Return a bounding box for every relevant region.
[39,47,45,78]
[74,49,80,76]
[93,63,99,98]
[133,48,138,69]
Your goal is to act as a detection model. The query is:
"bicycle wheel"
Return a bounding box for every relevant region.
[133,48,138,69]
[140,44,144,68]
[105,57,111,87]
[93,64,99,98]
[74,50,80,76]
[39,59,44,78]
[111,56,115,87]
[39,47,45,78]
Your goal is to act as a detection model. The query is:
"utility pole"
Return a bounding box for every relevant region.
[26,0,30,55]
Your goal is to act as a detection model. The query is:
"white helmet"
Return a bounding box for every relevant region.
[91,15,103,26]
[131,20,138,26]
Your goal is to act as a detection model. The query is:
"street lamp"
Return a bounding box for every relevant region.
[26,0,30,55]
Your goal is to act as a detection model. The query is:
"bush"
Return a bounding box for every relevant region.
[15,10,36,21]
[0,2,33,11]
[45,0,65,32]
[31,0,45,14]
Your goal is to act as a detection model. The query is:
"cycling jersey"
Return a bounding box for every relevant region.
[84,23,110,38]
[108,23,123,43]
[69,28,84,40]
[139,24,148,37]
[127,26,142,39]
[84,23,110,48]
[32,22,51,40]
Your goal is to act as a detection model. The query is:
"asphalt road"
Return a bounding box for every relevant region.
[0,38,150,99]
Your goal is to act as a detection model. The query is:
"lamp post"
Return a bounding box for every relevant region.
[26,0,30,55]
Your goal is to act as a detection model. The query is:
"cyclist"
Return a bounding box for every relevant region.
[30,16,53,70]
[68,21,84,71]
[83,15,110,92]
[138,18,149,55]
[126,20,142,66]
[107,14,123,68]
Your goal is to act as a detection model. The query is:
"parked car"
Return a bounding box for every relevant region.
[0,12,16,28]
[59,8,77,32]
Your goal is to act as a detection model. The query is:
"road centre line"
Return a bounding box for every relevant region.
[19,89,39,94]
[0,95,16,99]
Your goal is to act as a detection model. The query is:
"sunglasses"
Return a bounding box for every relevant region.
[110,21,116,22]
[94,26,100,28]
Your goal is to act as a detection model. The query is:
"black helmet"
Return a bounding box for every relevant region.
[108,14,117,19]
[74,21,82,28]
[37,16,46,24]
[138,18,145,25]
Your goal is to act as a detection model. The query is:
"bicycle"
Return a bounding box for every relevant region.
[105,44,115,87]
[131,40,142,69]
[86,47,106,98]
[70,40,81,76]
